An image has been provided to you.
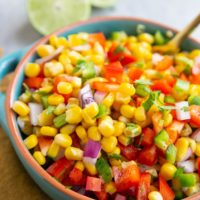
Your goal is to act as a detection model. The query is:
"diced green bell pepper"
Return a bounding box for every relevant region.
[111,31,127,42]
[154,130,169,150]
[166,144,177,164]
[188,95,200,106]
[178,173,196,187]
[154,31,166,45]
[95,104,108,119]
[135,84,151,97]
[174,79,190,93]
[164,95,175,104]
[53,113,67,128]
[124,123,141,137]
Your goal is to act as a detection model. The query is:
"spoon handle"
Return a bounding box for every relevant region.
[168,13,200,48]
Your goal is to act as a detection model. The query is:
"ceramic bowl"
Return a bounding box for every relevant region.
[0,17,200,200]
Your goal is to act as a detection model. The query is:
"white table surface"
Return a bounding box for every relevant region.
[0,0,200,56]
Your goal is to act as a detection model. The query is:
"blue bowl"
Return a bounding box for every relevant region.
[0,17,200,200]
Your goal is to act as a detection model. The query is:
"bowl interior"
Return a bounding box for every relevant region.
[8,17,200,200]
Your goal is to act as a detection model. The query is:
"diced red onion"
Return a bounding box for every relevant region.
[152,53,163,65]
[94,91,107,104]
[36,46,64,64]
[84,139,101,159]
[17,117,25,130]
[191,128,200,142]
[115,194,126,200]
[28,103,43,126]
[72,44,91,51]
[175,101,191,121]
[181,148,193,162]
[177,160,195,173]
[79,84,94,108]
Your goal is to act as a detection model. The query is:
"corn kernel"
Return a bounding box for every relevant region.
[60,124,76,135]
[185,138,196,152]
[64,63,74,75]
[189,84,200,96]
[84,162,97,175]
[195,142,200,156]
[65,106,82,124]
[71,77,82,88]
[118,134,130,146]
[84,102,99,118]
[101,136,117,153]
[76,126,87,141]
[118,116,130,124]
[75,161,85,171]
[24,134,38,149]
[65,147,83,160]
[105,182,117,195]
[115,92,131,104]
[163,113,173,127]
[57,82,73,94]
[86,54,104,66]
[109,159,122,166]
[54,103,66,115]
[24,63,41,78]
[54,133,72,148]
[33,151,46,165]
[82,110,96,125]
[148,191,163,200]
[37,44,55,57]
[113,121,125,136]
[159,163,177,181]
[19,92,32,103]
[49,35,58,47]
[88,126,101,141]
[40,126,57,137]
[175,137,189,162]
[98,119,114,137]
[48,94,64,106]
[32,93,41,103]
[118,83,135,96]
[12,100,30,116]
[47,141,60,158]
[59,54,71,65]
[93,42,105,56]
[68,51,82,65]
[102,92,115,108]
[38,111,54,126]
[120,104,136,118]
[138,33,154,44]
[134,106,146,122]
[57,37,68,48]
[189,49,200,59]
[44,61,64,77]
[109,146,121,155]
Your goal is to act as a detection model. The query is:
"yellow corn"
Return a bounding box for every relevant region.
[58,53,71,65]
[48,94,64,106]
[68,33,88,46]
[134,106,146,122]
[115,92,131,104]
[163,113,173,127]
[101,136,117,153]
[195,142,200,156]
[24,134,38,149]
[19,92,32,103]
[65,147,83,160]
[32,93,41,103]
[54,133,72,148]
[113,121,125,136]
[118,83,135,96]
[57,82,73,94]
[76,126,87,142]
[127,36,138,43]
[109,146,121,155]
[71,77,82,88]
[47,141,60,158]
[60,124,76,135]
[84,162,97,175]
[65,106,83,124]
[68,51,82,65]
[24,63,41,78]
[86,54,104,66]
[38,111,54,126]
[105,182,117,195]
[189,49,200,59]
[82,119,96,129]
[38,85,53,93]
[118,134,130,146]
[88,126,101,141]
[93,42,105,56]
[33,151,46,165]
[68,98,79,105]
[159,163,177,181]
[120,104,135,118]
[148,191,163,200]
[36,44,55,57]
[83,102,99,118]
[40,126,58,137]
[118,116,130,124]
[101,92,114,108]
[49,35,58,47]
[75,161,85,171]
[189,84,200,96]
[109,159,122,166]
[185,138,196,152]
[12,101,30,116]
[44,61,64,77]
[175,137,189,162]
[98,118,115,137]
[138,33,154,44]
[57,37,69,48]
[64,63,74,75]
[54,103,66,115]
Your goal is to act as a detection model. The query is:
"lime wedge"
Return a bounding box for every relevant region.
[27,0,91,35]
[91,0,117,8]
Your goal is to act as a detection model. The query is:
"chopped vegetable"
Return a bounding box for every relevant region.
[86,176,102,192]
[175,101,190,121]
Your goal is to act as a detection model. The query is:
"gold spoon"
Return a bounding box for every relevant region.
[153,13,200,53]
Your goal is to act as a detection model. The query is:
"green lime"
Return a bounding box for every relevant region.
[27,0,91,35]
[91,0,117,8]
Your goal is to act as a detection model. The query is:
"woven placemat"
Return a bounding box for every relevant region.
[0,127,51,200]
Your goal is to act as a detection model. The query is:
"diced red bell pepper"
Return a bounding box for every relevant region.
[24,77,44,89]
[155,56,173,71]
[190,74,200,84]
[165,75,176,87]
[137,145,157,166]
[159,176,175,200]
[197,157,200,176]
[68,167,86,186]
[189,105,200,127]
[88,32,106,47]
[104,61,123,83]
[46,157,74,181]
[128,68,143,81]
[141,127,156,147]
[114,164,140,192]
[115,194,126,200]
[95,189,108,200]
[38,136,53,156]
[86,176,102,192]
[92,81,119,93]
[121,54,137,66]
[151,79,173,94]
[137,173,151,200]
[119,144,138,161]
